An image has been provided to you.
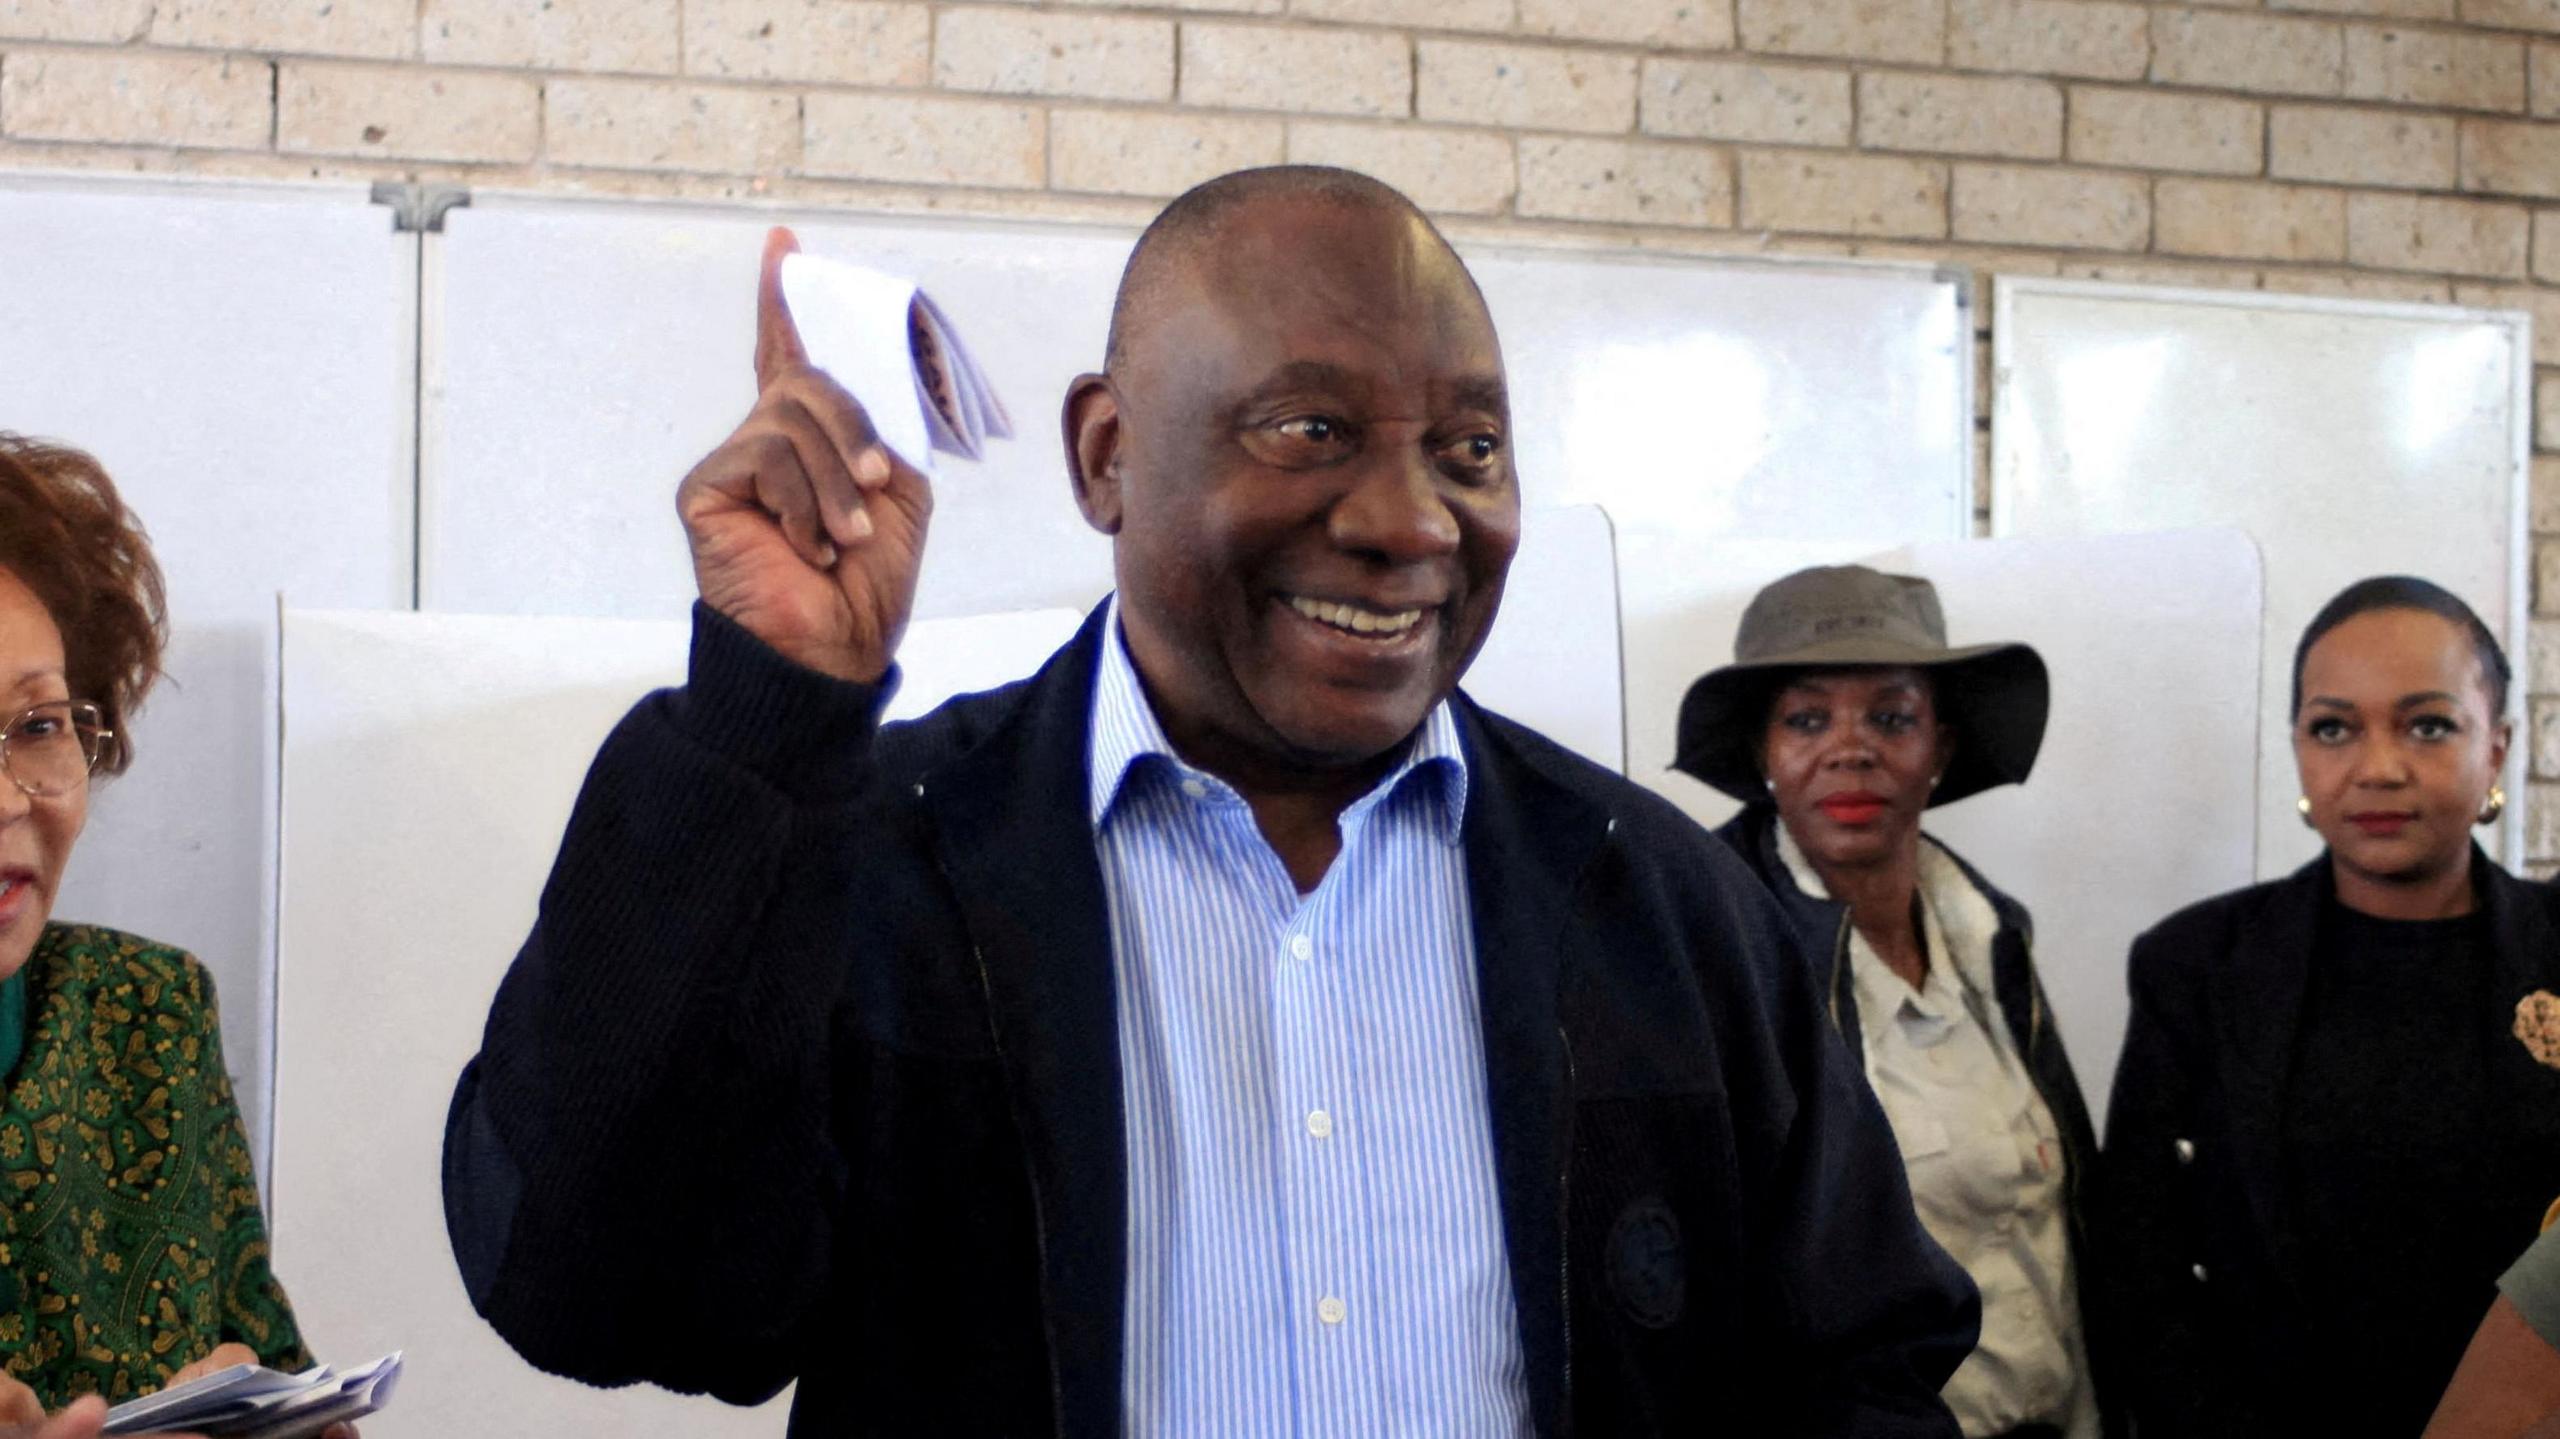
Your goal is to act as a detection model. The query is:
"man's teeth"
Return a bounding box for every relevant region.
[1288,596,1424,635]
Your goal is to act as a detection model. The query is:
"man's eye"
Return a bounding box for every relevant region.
[1276,416,1346,445]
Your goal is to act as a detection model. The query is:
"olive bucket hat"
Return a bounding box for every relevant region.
[1671,564,2050,807]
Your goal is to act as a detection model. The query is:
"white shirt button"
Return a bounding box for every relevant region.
[1307,1110,1333,1140]
[1288,934,1312,961]
[1317,1296,1346,1325]
[1180,778,1208,799]
[2191,1263,2209,1283]
[2174,1138,2197,1165]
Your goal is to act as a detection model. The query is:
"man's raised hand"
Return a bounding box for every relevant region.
[675,226,933,683]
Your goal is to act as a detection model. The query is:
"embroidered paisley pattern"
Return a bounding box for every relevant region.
[0,925,308,1405]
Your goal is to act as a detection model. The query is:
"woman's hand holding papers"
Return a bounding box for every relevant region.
[676,226,935,684]
[0,1348,353,1439]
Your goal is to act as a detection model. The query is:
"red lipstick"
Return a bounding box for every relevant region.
[2346,810,2417,838]
[1815,792,1889,826]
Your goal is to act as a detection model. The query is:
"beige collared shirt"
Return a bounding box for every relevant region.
[1778,828,2097,1439]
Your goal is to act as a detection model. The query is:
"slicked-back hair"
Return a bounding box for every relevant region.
[0,434,166,774]
[1102,165,1460,377]
[2291,574,2510,720]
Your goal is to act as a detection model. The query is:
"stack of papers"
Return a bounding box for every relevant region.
[102,1352,401,1438]
[779,251,1015,473]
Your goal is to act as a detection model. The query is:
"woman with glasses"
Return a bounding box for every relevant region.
[0,435,342,1439]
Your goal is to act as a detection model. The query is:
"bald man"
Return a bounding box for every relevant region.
[442,167,1977,1437]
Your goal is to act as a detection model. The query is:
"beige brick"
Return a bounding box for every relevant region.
[936,8,1171,102]
[1183,22,1409,117]
[2262,268,2454,302]
[2345,26,2525,111]
[422,0,680,73]
[802,93,1042,189]
[682,0,928,86]
[1291,0,1513,29]
[277,62,535,163]
[2270,104,2457,188]
[2156,178,2346,261]
[2349,191,2532,275]
[1050,107,1281,196]
[1286,121,1514,214]
[1949,0,2148,80]
[1521,0,1732,48]
[1517,135,1733,226]
[1642,57,1850,147]
[2068,85,2264,175]
[1048,0,1276,10]
[544,77,795,174]
[2273,0,2451,16]
[1738,149,1946,238]
[2541,536,2560,611]
[148,0,412,57]
[2464,119,2560,200]
[1736,0,1943,65]
[0,1,151,43]
[2454,283,2560,365]
[2544,370,2560,449]
[1952,163,2147,249]
[2531,782,2560,857]
[0,49,267,149]
[2155,9,2344,97]
[2534,453,2560,530]
[2463,0,2560,36]
[2532,618,2560,681]
[2537,43,2559,118]
[1857,71,2060,159]
[2540,209,2560,281]
[1417,39,1637,135]
[2531,695,2560,778]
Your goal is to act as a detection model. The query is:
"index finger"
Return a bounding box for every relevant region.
[754,225,808,391]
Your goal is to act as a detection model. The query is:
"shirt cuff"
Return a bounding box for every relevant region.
[664,601,900,801]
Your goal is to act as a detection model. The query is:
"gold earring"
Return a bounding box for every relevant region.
[2479,785,2507,826]
[2297,796,2315,828]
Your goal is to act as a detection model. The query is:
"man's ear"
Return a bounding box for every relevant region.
[1063,373,1125,536]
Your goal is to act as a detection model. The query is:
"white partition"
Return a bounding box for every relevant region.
[1993,277,2532,878]
[1641,531,2265,1123]
[0,173,417,1172]
[1462,504,1624,772]
[274,606,1088,1438]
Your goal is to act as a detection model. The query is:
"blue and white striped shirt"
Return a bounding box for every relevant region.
[1089,607,1534,1438]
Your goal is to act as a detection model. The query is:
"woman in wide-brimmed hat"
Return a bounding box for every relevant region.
[1676,564,2115,1439]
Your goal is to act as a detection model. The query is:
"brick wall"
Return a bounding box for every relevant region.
[3,0,2558,852]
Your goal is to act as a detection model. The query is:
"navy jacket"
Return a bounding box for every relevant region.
[1714,803,2122,1437]
[443,603,1977,1437]
[2099,850,2560,1437]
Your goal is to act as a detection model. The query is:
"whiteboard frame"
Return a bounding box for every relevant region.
[1989,274,2532,867]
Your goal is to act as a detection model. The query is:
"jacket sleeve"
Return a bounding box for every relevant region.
[441,603,893,1404]
[1750,894,1981,1437]
[2098,926,2221,1436]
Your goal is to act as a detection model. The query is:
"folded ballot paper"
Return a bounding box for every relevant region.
[778,252,1014,474]
[101,1351,401,1439]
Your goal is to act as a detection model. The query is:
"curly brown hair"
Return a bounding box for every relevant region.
[0,435,167,775]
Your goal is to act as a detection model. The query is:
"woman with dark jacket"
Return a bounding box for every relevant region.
[2102,576,2560,1438]
[1677,564,2113,1439]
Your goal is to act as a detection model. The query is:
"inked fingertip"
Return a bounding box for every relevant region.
[847,509,875,541]
[855,449,892,486]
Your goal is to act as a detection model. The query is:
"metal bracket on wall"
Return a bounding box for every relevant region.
[368,181,472,234]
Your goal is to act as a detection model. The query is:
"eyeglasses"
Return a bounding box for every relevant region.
[2,701,110,799]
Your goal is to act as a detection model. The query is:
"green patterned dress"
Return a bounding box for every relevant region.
[0,923,309,1406]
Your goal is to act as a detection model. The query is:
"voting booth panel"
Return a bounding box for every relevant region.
[272,606,1089,1437]
[1633,531,2265,1127]
[0,174,417,1170]
[1992,278,2532,879]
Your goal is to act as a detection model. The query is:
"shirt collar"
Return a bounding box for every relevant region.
[1086,596,1469,843]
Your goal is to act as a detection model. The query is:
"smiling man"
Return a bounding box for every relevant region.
[442,167,1976,1437]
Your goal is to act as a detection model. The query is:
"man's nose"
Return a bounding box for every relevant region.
[1329,449,1460,563]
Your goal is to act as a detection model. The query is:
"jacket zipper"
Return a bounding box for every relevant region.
[1556,1021,1576,1433]
[1826,912,1852,1033]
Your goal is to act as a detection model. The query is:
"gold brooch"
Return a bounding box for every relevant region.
[2516,991,2560,1071]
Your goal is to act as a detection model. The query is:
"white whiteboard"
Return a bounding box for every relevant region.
[274,606,1089,1439]
[418,190,1968,615]
[1640,531,2265,1125]
[1993,277,2532,878]
[0,172,417,1174]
